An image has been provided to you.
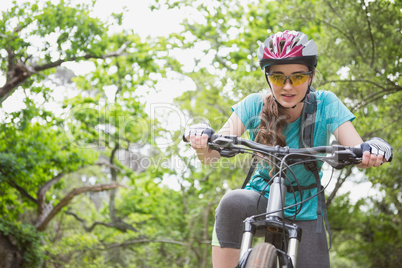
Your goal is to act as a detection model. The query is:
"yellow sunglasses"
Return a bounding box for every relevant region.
[266,71,312,86]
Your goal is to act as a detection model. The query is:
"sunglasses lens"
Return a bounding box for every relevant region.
[290,73,309,86]
[268,74,286,86]
[267,73,310,86]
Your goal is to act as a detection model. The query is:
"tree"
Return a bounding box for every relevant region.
[0,0,127,104]
[0,1,172,267]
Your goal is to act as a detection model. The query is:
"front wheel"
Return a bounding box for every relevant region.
[245,243,278,268]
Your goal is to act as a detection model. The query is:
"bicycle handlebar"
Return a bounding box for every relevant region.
[183,129,363,168]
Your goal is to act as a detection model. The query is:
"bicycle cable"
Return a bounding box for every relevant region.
[248,164,335,220]
[242,151,300,217]
[245,151,324,219]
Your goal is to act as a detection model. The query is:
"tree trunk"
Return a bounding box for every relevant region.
[0,231,23,268]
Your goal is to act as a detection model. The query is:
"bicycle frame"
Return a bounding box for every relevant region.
[238,175,301,268]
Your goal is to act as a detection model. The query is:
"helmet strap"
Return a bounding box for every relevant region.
[301,73,314,102]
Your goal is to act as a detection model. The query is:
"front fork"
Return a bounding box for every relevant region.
[238,176,302,268]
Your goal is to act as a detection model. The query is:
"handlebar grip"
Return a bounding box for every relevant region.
[350,147,362,158]
[182,125,216,143]
[203,128,216,141]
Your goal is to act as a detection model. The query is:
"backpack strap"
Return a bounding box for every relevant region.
[299,88,332,249]
[299,88,318,172]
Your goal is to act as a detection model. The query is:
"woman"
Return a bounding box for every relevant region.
[185,30,393,268]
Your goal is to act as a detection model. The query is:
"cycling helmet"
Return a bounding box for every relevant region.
[257,30,318,70]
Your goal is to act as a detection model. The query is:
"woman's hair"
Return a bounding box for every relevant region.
[255,94,289,147]
[254,94,289,177]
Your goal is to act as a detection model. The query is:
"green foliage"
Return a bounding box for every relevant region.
[34,0,109,59]
[329,193,402,267]
[0,218,44,267]
[0,121,97,220]
[1,0,173,267]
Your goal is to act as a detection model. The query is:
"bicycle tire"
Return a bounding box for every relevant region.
[245,243,278,268]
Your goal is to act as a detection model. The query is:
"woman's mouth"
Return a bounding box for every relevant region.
[281,94,296,100]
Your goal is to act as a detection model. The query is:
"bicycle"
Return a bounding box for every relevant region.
[184,128,363,268]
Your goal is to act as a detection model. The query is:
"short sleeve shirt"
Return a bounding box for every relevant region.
[231,90,355,220]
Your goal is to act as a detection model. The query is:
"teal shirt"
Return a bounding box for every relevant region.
[232,90,355,220]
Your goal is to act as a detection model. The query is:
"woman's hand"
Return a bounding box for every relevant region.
[183,122,213,150]
[358,151,385,168]
[357,137,393,169]
[189,133,210,150]
[183,123,219,164]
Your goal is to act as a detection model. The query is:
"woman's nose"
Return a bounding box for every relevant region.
[283,78,293,89]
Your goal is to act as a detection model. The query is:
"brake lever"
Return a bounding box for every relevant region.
[208,136,243,158]
[207,136,236,150]
[220,148,243,158]
[214,136,237,146]
[326,150,362,169]
[208,143,222,153]
[206,137,233,154]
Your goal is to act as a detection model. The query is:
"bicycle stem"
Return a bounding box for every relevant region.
[267,176,299,267]
[238,175,301,267]
[266,176,287,219]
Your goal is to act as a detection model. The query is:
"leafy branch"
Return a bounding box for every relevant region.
[35,183,125,231]
[65,210,134,232]
[320,79,402,110]
[0,42,130,104]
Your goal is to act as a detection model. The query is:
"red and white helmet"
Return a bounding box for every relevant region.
[257,30,318,70]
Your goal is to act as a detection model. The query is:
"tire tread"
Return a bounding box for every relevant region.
[245,243,277,268]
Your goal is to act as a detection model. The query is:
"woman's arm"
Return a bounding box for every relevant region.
[189,112,246,165]
[333,121,384,168]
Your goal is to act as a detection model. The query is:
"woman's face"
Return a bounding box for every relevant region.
[267,64,313,109]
